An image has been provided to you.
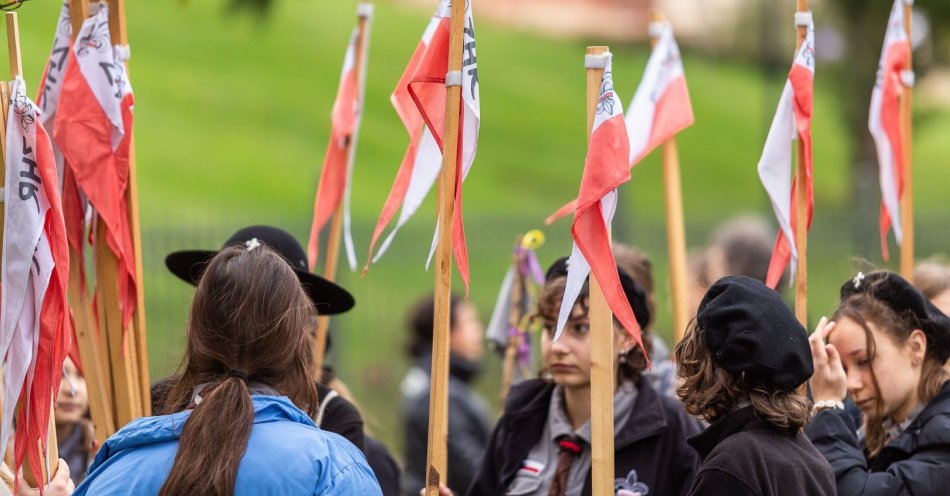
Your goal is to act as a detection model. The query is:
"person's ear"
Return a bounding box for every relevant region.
[908,329,927,367]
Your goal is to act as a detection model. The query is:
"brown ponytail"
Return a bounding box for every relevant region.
[158,246,318,496]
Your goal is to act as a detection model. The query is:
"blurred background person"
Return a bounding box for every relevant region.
[915,258,950,316]
[401,295,490,495]
[55,357,93,485]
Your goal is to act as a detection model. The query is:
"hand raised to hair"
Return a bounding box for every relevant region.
[808,317,847,403]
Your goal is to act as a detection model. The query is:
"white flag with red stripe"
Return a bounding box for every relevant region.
[365,0,479,293]
[870,0,911,260]
[1,77,71,480]
[545,22,693,225]
[759,14,815,288]
[626,22,694,166]
[308,6,372,272]
[554,54,644,355]
[54,4,138,328]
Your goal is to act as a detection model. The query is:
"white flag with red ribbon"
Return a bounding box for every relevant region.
[758,14,815,288]
[308,7,372,272]
[626,22,694,166]
[54,4,138,328]
[554,54,644,356]
[364,0,479,293]
[1,77,71,481]
[546,22,693,225]
[870,0,911,260]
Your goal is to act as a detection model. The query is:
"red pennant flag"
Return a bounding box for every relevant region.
[365,0,480,294]
[554,54,645,359]
[869,0,912,260]
[2,77,72,484]
[53,5,138,329]
[308,8,371,272]
[758,15,815,288]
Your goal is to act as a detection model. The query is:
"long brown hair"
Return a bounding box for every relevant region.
[833,292,950,456]
[159,245,318,496]
[674,320,810,430]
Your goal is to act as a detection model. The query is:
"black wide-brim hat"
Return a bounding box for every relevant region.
[165,225,355,316]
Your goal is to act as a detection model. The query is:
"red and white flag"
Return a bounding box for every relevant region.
[1,77,72,481]
[364,0,480,293]
[758,14,815,288]
[546,22,693,225]
[870,0,911,260]
[308,5,373,272]
[38,1,85,372]
[554,54,644,355]
[54,4,138,328]
[626,22,693,166]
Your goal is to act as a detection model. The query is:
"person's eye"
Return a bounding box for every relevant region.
[543,323,555,336]
[857,358,870,367]
[573,323,590,335]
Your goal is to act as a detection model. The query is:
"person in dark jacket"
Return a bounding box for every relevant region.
[401,295,491,495]
[806,271,950,494]
[675,275,836,496]
[465,256,700,496]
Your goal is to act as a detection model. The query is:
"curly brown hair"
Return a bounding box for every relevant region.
[674,320,810,430]
[535,277,652,384]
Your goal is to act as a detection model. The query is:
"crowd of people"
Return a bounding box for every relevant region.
[14,218,950,495]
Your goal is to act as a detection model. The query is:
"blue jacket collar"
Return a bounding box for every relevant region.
[93,395,314,463]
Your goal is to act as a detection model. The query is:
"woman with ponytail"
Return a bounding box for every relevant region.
[73,245,381,495]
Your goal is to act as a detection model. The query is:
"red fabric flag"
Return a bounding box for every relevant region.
[2,77,72,484]
[53,5,137,329]
[869,0,912,260]
[308,12,369,271]
[759,16,815,289]
[554,54,645,358]
[365,0,479,295]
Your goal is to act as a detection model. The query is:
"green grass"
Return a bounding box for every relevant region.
[3,0,950,455]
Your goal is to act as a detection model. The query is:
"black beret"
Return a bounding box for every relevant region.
[697,275,813,391]
[545,256,651,330]
[840,271,950,362]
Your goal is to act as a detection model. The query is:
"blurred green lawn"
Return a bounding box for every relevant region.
[4,0,949,454]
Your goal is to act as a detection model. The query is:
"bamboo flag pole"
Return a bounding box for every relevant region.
[423,0,466,493]
[899,0,914,281]
[313,2,373,379]
[585,45,615,496]
[793,0,809,326]
[499,236,525,405]
[650,11,690,343]
[65,0,116,445]
[3,11,57,484]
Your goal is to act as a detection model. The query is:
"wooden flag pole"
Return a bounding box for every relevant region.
[107,0,150,417]
[793,0,809,326]
[499,236,525,405]
[650,11,690,344]
[899,0,914,281]
[3,11,57,484]
[586,45,615,496]
[423,0,466,493]
[313,3,373,380]
[65,0,116,446]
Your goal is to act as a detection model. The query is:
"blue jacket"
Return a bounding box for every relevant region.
[75,395,382,495]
